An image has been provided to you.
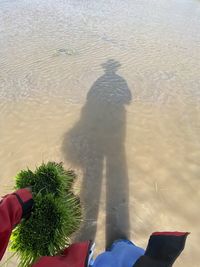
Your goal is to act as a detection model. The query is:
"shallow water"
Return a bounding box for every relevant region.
[0,0,200,266]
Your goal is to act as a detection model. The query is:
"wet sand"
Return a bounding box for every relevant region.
[0,0,200,266]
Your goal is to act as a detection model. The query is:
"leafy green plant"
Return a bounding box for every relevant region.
[10,162,81,267]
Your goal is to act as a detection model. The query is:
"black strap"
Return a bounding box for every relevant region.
[13,193,34,219]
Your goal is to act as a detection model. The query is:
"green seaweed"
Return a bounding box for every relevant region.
[10,162,81,267]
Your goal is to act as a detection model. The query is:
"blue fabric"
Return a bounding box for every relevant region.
[92,240,145,267]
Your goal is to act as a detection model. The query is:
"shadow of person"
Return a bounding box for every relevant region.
[63,59,132,248]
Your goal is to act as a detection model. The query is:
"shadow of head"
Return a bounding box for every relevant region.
[102,59,121,74]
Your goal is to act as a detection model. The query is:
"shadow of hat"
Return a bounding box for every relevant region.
[102,59,121,71]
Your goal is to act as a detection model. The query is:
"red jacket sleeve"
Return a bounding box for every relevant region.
[0,189,33,260]
[32,241,91,267]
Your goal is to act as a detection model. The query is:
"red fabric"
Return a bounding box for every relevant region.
[152,231,190,237]
[32,241,91,267]
[0,189,32,260]
[15,188,33,203]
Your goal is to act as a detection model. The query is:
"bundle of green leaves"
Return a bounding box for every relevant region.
[10,162,82,267]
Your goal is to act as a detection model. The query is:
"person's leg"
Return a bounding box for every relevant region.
[106,142,130,247]
[76,154,104,242]
[92,239,144,267]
